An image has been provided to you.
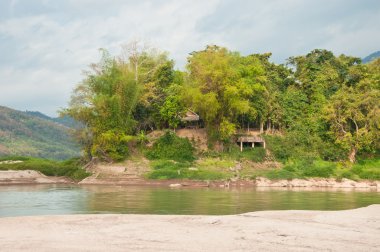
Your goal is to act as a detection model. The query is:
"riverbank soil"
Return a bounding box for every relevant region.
[0,205,378,251]
[0,170,73,184]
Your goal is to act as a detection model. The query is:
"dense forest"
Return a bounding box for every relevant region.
[62,43,379,166]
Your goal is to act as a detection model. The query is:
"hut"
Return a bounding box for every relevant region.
[236,135,266,152]
[181,110,200,128]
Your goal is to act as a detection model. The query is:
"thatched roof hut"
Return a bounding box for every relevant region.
[181,110,200,122]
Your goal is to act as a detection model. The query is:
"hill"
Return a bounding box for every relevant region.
[0,106,80,160]
[25,111,82,128]
[362,51,380,63]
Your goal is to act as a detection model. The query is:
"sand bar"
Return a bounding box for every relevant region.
[0,205,379,251]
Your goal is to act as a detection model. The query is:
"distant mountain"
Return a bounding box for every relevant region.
[0,106,80,160]
[25,111,82,129]
[362,51,380,63]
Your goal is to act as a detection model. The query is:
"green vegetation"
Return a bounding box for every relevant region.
[146,131,195,162]
[146,160,228,180]
[58,42,378,181]
[0,106,80,160]
[0,156,89,181]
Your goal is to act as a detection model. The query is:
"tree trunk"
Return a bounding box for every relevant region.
[260,121,264,134]
[266,120,271,134]
[348,147,357,163]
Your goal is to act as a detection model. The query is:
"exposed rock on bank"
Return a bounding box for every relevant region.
[255,177,380,189]
[0,170,73,184]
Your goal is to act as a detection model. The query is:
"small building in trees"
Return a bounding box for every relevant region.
[236,135,266,152]
[181,110,200,128]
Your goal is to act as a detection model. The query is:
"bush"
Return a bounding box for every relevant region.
[352,159,380,180]
[146,131,195,162]
[91,131,134,161]
[317,142,346,161]
[284,159,335,178]
[263,135,292,161]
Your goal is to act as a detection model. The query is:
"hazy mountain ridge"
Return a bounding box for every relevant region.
[362,51,380,63]
[25,111,82,129]
[0,106,80,160]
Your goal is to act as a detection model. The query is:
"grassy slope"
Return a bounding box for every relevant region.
[142,132,379,181]
[0,106,80,160]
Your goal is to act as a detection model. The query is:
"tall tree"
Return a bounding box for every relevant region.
[324,59,380,162]
[183,45,259,146]
[62,49,140,161]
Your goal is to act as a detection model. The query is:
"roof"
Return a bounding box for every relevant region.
[237,136,265,143]
[181,110,200,122]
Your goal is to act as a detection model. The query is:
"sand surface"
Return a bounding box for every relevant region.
[0,205,379,252]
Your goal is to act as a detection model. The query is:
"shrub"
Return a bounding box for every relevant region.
[91,131,134,161]
[263,135,292,161]
[146,131,195,162]
[352,159,380,180]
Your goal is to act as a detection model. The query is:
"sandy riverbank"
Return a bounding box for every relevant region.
[0,205,379,251]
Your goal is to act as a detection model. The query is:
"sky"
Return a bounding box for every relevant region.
[0,0,379,116]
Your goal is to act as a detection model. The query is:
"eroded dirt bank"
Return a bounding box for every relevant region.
[0,205,379,251]
[0,170,73,185]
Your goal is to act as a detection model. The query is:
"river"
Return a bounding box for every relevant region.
[0,185,379,217]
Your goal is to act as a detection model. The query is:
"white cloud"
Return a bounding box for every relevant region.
[0,0,379,116]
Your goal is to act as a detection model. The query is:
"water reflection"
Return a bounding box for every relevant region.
[0,185,379,217]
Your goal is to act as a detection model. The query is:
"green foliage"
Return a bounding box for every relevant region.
[91,131,134,161]
[59,43,378,166]
[0,157,89,181]
[264,169,297,180]
[218,146,266,162]
[146,159,227,180]
[183,45,262,143]
[146,131,195,162]
[259,159,336,179]
[351,158,380,180]
[323,70,380,162]
[159,95,184,129]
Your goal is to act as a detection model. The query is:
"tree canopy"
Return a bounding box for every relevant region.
[63,44,379,163]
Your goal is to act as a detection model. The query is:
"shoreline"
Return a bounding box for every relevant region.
[0,205,379,251]
[0,170,379,190]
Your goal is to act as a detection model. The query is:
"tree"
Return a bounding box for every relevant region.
[183,45,257,146]
[121,41,178,131]
[62,49,140,161]
[324,67,379,162]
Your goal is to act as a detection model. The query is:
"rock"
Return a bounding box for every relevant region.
[255,177,272,187]
[169,183,182,188]
[188,167,198,171]
[270,180,289,187]
[289,179,313,187]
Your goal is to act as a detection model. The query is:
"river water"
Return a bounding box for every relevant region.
[0,185,379,217]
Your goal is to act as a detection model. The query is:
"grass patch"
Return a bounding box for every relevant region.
[352,158,380,180]
[0,156,90,181]
[203,146,266,162]
[145,159,229,180]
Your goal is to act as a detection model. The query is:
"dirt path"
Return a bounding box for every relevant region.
[0,205,379,251]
